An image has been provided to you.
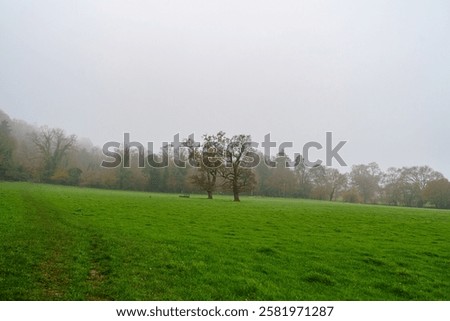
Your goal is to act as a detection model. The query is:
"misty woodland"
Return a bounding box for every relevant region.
[1,109,449,208]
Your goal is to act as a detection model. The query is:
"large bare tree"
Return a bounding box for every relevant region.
[219,134,257,201]
[189,132,226,199]
[31,127,77,180]
[382,166,443,207]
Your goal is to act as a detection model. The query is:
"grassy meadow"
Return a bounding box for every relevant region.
[0,182,449,300]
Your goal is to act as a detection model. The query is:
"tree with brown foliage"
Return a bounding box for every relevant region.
[423,178,450,209]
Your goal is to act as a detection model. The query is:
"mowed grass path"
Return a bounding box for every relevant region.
[0,182,449,300]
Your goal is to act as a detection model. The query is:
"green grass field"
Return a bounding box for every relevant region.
[0,182,449,300]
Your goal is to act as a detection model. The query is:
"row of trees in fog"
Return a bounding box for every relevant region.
[1,109,449,208]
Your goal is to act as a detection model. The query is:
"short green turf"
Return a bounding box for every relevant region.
[0,182,449,300]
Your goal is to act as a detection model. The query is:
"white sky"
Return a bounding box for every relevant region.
[1,0,449,176]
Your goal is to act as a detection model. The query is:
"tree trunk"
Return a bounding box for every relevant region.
[329,187,335,201]
[207,191,213,199]
[233,191,240,202]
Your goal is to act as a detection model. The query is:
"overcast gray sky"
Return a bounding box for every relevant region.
[1,0,449,176]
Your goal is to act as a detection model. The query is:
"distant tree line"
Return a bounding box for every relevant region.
[1,109,450,208]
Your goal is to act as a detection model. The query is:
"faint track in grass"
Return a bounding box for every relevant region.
[20,187,113,300]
